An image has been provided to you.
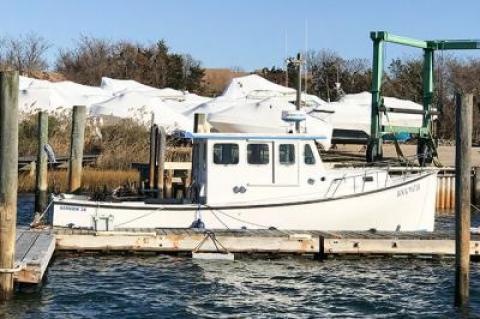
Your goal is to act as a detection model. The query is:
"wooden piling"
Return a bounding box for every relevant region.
[155,126,166,198]
[189,113,206,200]
[165,169,174,198]
[445,176,452,211]
[68,105,87,193]
[0,71,19,301]
[454,93,472,308]
[148,124,157,190]
[35,111,48,214]
[194,113,207,133]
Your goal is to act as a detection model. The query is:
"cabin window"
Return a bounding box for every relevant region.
[279,144,295,165]
[247,144,269,164]
[304,144,316,165]
[213,143,239,165]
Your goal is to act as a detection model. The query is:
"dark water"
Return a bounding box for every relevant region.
[1,194,480,318]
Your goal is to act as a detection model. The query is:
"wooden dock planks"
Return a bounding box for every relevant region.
[8,226,480,292]
[14,228,55,284]
[53,227,480,258]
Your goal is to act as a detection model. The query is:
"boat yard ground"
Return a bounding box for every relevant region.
[332,144,480,167]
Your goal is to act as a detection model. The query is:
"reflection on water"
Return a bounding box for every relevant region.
[2,194,478,318]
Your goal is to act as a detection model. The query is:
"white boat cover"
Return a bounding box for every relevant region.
[327,92,424,134]
[185,74,333,149]
[89,91,192,132]
[18,76,209,132]
[17,74,425,142]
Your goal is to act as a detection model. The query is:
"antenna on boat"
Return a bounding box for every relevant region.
[304,19,308,104]
[150,112,155,127]
[284,30,289,87]
[284,53,304,133]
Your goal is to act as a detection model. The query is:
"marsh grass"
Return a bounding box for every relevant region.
[18,168,140,193]
[20,110,192,170]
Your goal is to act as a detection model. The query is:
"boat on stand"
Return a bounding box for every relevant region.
[50,111,438,232]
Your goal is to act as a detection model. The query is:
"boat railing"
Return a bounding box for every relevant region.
[324,169,384,198]
[324,155,433,198]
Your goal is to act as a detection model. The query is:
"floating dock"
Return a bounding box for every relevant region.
[53,228,480,259]
[9,226,480,292]
[14,228,55,284]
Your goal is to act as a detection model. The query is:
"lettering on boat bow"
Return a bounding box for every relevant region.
[396,183,420,198]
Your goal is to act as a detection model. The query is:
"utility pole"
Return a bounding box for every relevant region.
[0,71,19,301]
[454,92,472,308]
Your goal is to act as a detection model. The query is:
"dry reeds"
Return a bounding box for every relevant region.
[18,168,139,193]
[19,111,192,172]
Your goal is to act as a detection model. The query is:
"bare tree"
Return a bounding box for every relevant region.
[0,33,50,75]
[23,33,50,73]
[56,35,113,85]
[55,36,205,93]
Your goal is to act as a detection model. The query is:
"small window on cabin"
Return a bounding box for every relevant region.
[247,144,269,165]
[279,144,295,165]
[304,144,316,165]
[213,143,239,165]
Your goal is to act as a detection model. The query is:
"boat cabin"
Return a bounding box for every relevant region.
[187,132,329,205]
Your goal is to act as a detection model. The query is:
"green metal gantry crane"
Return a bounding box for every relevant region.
[367,31,480,164]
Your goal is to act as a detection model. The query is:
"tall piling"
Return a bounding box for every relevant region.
[155,126,166,198]
[35,111,48,214]
[0,71,19,301]
[189,113,206,201]
[454,92,472,308]
[148,124,157,190]
[68,105,87,193]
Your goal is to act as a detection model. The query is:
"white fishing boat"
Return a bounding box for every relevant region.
[50,131,437,232]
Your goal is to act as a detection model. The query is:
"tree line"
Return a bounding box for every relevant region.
[1,33,480,141]
[0,33,205,94]
[259,50,480,141]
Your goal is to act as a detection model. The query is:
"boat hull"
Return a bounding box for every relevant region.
[52,172,437,231]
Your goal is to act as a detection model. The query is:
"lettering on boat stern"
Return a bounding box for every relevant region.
[59,205,87,212]
[396,183,420,198]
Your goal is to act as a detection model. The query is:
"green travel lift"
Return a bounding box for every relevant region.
[367,31,480,164]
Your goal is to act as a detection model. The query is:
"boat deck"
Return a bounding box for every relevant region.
[15,228,56,284]
[53,227,480,258]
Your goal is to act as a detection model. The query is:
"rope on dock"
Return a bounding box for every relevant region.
[193,231,230,254]
[30,199,54,228]
[471,203,480,214]
[0,263,25,274]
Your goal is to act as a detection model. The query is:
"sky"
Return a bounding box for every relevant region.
[2,0,480,71]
